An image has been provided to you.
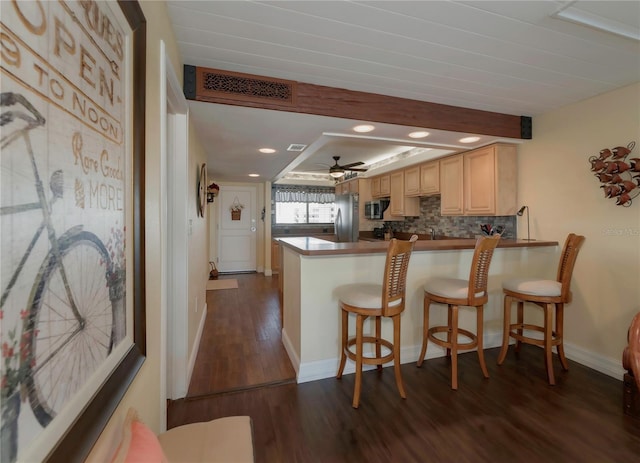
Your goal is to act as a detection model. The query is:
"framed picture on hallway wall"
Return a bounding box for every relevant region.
[0,1,146,462]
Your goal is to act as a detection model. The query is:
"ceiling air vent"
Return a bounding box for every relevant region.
[287,144,307,152]
[197,68,297,107]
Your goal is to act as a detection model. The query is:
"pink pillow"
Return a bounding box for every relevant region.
[112,408,168,463]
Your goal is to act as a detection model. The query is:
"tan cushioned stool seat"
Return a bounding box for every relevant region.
[335,283,401,309]
[424,277,484,299]
[502,278,562,297]
[158,416,254,463]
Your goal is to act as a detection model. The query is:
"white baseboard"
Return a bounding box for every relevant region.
[281,328,300,376]
[186,302,208,389]
[264,268,273,277]
[294,328,624,384]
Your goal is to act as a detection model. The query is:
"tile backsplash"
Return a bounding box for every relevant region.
[368,195,516,239]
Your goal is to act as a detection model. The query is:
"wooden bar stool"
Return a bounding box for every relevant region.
[417,235,501,390]
[498,233,585,385]
[336,235,418,408]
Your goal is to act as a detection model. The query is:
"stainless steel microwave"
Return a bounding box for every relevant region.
[364,199,389,220]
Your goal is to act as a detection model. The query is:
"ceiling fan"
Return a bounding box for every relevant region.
[328,156,368,178]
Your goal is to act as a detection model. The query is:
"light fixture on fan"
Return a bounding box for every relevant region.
[329,167,345,178]
[328,156,367,179]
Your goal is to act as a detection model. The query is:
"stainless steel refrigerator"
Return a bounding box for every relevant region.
[334,193,359,242]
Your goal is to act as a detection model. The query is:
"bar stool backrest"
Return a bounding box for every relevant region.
[382,235,418,316]
[467,235,501,305]
[556,233,586,301]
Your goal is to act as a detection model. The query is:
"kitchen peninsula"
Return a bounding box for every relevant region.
[278,236,558,383]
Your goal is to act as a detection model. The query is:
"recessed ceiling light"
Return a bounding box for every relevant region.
[248,173,260,177]
[259,148,276,154]
[459,136,481,143]
[353,124,375,133]
[409,131,430,139]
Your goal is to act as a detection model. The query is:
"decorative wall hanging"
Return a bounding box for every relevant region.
[589,141,639,207]
[230,197,245,220]
[198,164,207,217]
[207,182,220,203]
[0,1,146,462]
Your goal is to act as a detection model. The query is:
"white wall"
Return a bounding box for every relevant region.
[518,82,640,363]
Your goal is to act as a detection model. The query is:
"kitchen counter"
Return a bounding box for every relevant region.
[278,236,557,256]
[278,235,560,384]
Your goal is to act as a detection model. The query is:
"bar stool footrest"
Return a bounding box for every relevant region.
[427,326,478,351]
[345,336,395,365]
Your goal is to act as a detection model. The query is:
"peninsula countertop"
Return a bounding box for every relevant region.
[277,236,558,256]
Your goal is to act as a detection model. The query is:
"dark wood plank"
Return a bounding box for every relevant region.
[187,274,296,397]
[170,275,640,462]
[189,66,527,139]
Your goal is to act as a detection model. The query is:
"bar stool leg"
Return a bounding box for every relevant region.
[497,295,512,365]
[353,314,365,408]
[544,304,555,385]
[451,305,459,390]
[375,316,382,372]
[476,305,489,378]
[392,315,406,399]
[417,297,430,367]
[516,300,524,353]
[556,303,569,370]
[337,309,348,378]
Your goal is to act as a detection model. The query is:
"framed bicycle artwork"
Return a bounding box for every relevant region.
[0,1,146,462]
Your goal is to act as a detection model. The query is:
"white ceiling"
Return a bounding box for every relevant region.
[167,1,640,184]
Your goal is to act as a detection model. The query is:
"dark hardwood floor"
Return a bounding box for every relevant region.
[170,274,640,462]
[187,273,296,397]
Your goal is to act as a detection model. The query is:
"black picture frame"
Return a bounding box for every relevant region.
[46,1,147,461]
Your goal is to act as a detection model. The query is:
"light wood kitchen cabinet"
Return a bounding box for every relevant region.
[404,166,420,196]
[336,178,363,196]
[440,144,517,216]
[379,175,391,197]
[440,154,464,215]
[463,144,517,216]
[370,174,391,198]
[389,171,420,216]
[420,161,440,195]
[370,177,381,198]
[405,161,440,196]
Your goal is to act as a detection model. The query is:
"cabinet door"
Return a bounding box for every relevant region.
[404,165,420,196]
[335,183,345,195]
[379,175,391,196]
[349,179,359,194]
[389,172,420,216]
[404,166,420,196]
[464,146,496,215]
[440,155,464,215]
[371,177,381,198]
[420,161,440,195]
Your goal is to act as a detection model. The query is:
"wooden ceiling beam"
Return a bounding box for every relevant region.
[184,65,531,139]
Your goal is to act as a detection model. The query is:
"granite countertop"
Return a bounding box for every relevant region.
[277,236,558,256]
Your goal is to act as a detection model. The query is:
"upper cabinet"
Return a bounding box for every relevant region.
[371,174,391,198]
[463,144,517,216]
[405,161,440,197]
[389,171,420,216]
[440,155,464,215]
[440,143,517,216]
[420,161,440,195]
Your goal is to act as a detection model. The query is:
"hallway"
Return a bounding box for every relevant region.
[187,273,296,397]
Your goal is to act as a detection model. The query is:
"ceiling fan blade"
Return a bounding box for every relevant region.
[340,161,364,168]
[347,167,368,172]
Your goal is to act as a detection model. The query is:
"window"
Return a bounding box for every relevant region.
[274,185,335,224]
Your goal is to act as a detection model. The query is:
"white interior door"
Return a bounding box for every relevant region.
[218,186,257,272]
